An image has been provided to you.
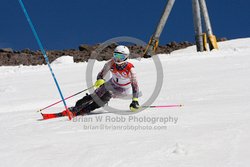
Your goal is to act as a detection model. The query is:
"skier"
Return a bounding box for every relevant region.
[69,45,140,116]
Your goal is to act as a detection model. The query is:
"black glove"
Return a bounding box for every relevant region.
[130,98,140,112]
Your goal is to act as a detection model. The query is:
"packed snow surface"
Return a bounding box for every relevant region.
[0,38,250,167]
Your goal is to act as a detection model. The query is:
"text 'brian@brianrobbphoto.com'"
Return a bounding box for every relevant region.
[73,115,179,131]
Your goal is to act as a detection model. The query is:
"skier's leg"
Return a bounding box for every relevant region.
[75,93,92,107]
[87,91,112,111]
[76,89,112,115]
[68,93,93,113]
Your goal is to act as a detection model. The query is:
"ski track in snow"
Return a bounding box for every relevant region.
[0,38,250,167]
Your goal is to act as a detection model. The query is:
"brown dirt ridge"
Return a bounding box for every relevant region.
[0,39,224,66]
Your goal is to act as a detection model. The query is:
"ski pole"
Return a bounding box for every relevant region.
[141,104,183,108]
[18,0,73,119]
[38,85,94,112]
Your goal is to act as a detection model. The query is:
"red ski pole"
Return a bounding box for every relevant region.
[37,85,94,112]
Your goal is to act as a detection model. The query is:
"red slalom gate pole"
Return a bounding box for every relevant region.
[38,86,94,112]
[141,104,183,108]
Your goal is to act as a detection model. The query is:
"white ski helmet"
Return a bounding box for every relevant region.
[113,45,130,64]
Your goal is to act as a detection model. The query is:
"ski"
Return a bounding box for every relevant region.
[41,104,183,120]
[41,110,73,120]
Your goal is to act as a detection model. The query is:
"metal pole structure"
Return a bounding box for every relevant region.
[192,0,204,52]
[144,0,176,57]
[198,0,218,50]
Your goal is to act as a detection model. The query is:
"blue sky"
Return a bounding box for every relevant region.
[1,0,249,50]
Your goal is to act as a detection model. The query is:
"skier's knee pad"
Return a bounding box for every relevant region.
[92,91,112,107]
[101,91,112,103]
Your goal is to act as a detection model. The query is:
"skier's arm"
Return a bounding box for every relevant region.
[129,67,140,112]
[97,60,112,80]
[130,68,139,99]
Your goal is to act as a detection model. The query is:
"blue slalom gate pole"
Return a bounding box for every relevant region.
[18,0,72,120]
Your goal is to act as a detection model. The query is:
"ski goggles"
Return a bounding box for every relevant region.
[113,52,128,62]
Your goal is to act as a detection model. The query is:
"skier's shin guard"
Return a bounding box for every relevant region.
[75,90,112,115]
[75,93,92,107]
[86,91,112,111]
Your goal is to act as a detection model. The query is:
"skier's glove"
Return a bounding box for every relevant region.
[130,98,140,112]
[94,79,105,88]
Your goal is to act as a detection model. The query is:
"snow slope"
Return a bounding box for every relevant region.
[0,38,250,167]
